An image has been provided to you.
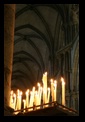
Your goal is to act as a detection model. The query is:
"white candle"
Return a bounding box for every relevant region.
[32,87,35,104]
[43,88,45,105]
[45,72,48,104]
[42,73,45,88]
[36,92,40,109]
[16,89,20,110]
[44,72,47,90]
[34,91,39,109]
[54,80,57,102]
[37,83,40,97]
[34,91,37,106]
[26,89,29,108]
[13,93,16,110]
[39,86,42,105]
[61,77,65,106]
[50,79,54,102]
[19,91,22,110]
[29,91,33,111]
[47,87,50,103]
[42,72,48,104]
[23,99,26,112]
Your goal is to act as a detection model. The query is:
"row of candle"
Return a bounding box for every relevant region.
[10,72,65,112]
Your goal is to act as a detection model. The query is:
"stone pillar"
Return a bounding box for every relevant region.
[4,4,15,108]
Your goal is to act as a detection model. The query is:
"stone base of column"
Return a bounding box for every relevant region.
[4,105,15,116]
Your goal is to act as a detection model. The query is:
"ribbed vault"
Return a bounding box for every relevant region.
[12,4,68,91]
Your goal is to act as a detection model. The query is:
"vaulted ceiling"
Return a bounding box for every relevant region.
[11,4,76,91]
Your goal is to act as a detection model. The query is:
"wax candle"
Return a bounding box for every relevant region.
[61,77,65,106]
[36,92,40,109]
[19,91,22,110]
[23,99,26,112]
[13,93,16,110]
[50,79,54,102]
[44,72,47,90]
[16,89,20,110]
[39,86,42,105]
[32,87,35,104]
[37,83,40,97]
[54,80,57,102]
[26,89,29,108]
[47,87,50,104]
[34,91,37,106]
[29,91,33,111]
[43,88,45,105]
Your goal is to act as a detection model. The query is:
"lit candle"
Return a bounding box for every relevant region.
[23,99,26,112]
[34,91,40,109]
[54,80,57,102]
[26,89,29,108]
[34,91,37,106]
[45,72,48,104]
[43,88,45,105]
[44,72,47,90]
[36,91,40,109]
[37,83,40,97]
[29,91,33,111]
[32,87,35,104]
[43,72,48,104]
[39,86,42,105]
[47,87,50,103]
[50,79,54,102]
[16,89,20,110]
[61,77,65,106]
[13,93,16,110]
[19,91,22,110]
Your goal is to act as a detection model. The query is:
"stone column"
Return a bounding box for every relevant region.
[4,4,15,108]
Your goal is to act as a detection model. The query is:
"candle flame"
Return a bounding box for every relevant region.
[20,91,22,95]
[50,79,53,83]
[54,80,57,84]
[32,87,35,90]
[37,83,40,87]
[26,89,29,94]
[61,77,65,84]
[27,89,29,92]
[45,72,47,75]
[48,87,50,91]
[13,93,16,97]
[10,90,13,95]
[23,99,25,102]
[17,89,19,92]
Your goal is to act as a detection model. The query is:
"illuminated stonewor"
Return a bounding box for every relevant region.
[10,72,66,114]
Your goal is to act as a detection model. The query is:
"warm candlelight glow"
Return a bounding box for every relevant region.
[54,80,57,102]
[13,93,16,110]
[47,87,50,103]
[23,99,26,112]
[34,91,37,106]
[29,91,34,111]
[19,91,22,110]
[50,79,54,102]
[61,77,65,106]
[10,72,66,113]
[26,89,29,109]
[16,89,20,110]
